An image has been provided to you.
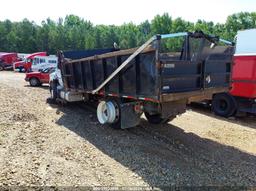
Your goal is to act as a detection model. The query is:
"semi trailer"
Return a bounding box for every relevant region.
[49,31,234,129]
[212,29,256,117]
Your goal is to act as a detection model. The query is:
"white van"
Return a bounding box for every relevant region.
[31,55,58,72]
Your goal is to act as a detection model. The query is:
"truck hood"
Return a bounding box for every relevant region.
[25,71,41,77]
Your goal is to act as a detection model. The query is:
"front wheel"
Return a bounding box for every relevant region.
[49,81,58,101]
[19,67,25,73]
[0,64,4,71]
[29,77,40,87]
[212,93,237,117]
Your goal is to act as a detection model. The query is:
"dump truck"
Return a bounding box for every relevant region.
[212,29,256,116]
[49,31,234,129]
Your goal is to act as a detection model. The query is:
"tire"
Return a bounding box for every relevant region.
[97,99,121,129]
[109,101,121,129]
[0,64,4,71]
[212,93,237,117]
[18,67,24,73]
[29,77,40,87]
[145,112,175,124]
[49,81,58,102]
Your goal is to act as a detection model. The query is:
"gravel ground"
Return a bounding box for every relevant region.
[0,71,255,188]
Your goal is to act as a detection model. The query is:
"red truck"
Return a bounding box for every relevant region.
[13,52,47,72]
[212,29,256,116]
[0,52,19,71]
[25,67,55,87]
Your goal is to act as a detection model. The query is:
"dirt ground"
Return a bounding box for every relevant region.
[0,71,255,188]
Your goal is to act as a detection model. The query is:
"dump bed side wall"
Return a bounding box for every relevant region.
[61,43,233,103]
[62,51,159,100]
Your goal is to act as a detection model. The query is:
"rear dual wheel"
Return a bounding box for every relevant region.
[97,99,121,129]
[212,93,237,117]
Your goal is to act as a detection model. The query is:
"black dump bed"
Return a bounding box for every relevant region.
[59,31,234,103]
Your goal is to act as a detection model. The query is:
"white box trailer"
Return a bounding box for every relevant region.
[31,55,58,72]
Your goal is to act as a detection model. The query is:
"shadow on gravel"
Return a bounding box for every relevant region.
[24,85,49,90]
[53,102,256,187]
[189,103,256,130]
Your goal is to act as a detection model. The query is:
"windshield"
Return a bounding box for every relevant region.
[32,58,39,65]
[41,67,55,73]
[41,68,49,73]
[32,59,36,65]
[25,58,32,63]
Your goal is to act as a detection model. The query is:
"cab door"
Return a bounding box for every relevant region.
[40,69,50,83]
[39,58,46,70]
[32,58,39,71]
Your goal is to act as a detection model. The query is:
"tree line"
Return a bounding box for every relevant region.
[0,12,255,54]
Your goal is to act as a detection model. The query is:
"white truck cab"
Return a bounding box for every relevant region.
[31,55,58,72]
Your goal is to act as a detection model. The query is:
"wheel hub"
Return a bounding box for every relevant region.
[31,78,37,86]
[219,100,228,111]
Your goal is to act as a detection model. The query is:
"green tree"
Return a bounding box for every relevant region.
[0,12,255,54]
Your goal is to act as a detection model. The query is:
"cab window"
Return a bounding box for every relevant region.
[33,58,39,65]
[48,60,57,64]
[41,68,49,73]
[39,58,46,64]
[26,58,32,63]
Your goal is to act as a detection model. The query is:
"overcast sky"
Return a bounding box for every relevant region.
[0,0,255,25]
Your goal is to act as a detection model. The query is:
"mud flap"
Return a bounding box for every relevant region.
[161,99,187,118]
[120,102,142,129]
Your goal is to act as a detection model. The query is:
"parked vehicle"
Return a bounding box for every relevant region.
[13,52,47,72]
[212,29,256,116]
[31,55,57,72]
[25,67,56,87]
[0,52,19,71]
[49,31,233,129]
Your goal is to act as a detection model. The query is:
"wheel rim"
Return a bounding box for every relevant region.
[50,89,54,98]
[219,99,228,111]
[30,78,38,86]
[97,101,119,124]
